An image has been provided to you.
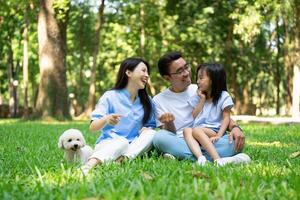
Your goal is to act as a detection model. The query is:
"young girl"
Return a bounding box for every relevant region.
[80,57,156,175]
[183,63,235,166]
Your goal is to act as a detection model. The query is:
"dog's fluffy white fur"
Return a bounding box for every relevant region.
[58,129,93,164]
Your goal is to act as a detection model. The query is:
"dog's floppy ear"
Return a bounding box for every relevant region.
[58,135,64,149]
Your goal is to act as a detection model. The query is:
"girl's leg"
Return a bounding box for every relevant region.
[183,128,203,159]
[201,127,217,138]
[81,137,129,175]
[193,127,220,161]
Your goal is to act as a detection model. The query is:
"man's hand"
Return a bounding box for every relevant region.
[229,126,245,153]
[158,113,176,133]
[106,114,122,126]
[158,113,175,123]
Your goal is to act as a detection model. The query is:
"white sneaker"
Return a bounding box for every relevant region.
[197,155,207,166]
[231,153,251,164]
[215,158,231,166]
[215,153,251,166]
[163,153,176,160]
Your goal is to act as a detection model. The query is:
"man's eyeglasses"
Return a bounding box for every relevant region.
[169,64,191,76]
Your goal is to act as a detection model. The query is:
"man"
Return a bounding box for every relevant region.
[152,52,250,164]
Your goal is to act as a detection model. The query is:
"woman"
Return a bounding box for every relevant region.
[81,57,156,175]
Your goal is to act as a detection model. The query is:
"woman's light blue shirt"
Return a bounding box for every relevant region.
[91,89,156,144]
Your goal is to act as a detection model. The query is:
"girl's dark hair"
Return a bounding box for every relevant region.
[114,57,152,124]
[196,63,227,105]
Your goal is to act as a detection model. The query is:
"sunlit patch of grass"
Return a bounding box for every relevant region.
[248,141,294,148]
[0,119,21,124]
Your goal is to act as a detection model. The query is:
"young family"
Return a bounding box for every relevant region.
[80,52,251,175]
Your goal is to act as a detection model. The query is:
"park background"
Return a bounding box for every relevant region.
[0,0,300,199]
[0,0,300,120]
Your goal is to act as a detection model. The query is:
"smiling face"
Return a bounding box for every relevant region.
[164,57,192,92]
[126,62,149,90]
[197,68,212,93]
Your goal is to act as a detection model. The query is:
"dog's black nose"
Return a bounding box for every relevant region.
[74,144,78,148]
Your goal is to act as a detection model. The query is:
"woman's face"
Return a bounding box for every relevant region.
[127,62,149,89]
[197,69,211,93]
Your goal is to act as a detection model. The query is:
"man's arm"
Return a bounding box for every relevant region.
[228,118,245,153]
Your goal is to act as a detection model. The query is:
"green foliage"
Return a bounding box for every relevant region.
[0,0,299,117]
[53,0,71,22]
[0,120,299,199]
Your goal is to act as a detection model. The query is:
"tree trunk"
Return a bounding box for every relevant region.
[224,23,239,113]
[73,3,86,116]
[139,2,156,95]
[23,5,29,118]
[275,20,281,115]
[84,0,105,117]
[35,0,70,120]
[140,3,145,58]
[283,13,293,115]
[292,0,300,119]
[7,37,18,118]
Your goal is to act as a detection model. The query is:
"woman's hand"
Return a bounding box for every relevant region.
[106,114,122,126]
[139,127,153,134]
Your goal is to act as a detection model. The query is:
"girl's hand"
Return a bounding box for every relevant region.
[106,114,122,126]
[197,89,206,99]
[210,136,220,143]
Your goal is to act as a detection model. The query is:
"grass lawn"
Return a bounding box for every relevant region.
[0,119,299,199]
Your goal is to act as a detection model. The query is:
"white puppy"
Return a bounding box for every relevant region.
[58,129,93,164]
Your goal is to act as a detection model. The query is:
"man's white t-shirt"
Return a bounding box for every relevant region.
[153,84,198,137]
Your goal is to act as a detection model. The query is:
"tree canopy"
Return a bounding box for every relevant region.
[0,0,299,119]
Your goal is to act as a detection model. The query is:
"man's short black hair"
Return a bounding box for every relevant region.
[157,52,182,76]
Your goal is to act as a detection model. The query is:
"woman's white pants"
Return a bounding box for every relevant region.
[90,129,156,163]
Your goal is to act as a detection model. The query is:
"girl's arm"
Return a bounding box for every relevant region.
[89,114,121,132]
[217,107,231,137]
[192,91,206,118]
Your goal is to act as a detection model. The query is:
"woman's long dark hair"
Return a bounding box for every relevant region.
[196,63,227,105]
[113,57,152,125]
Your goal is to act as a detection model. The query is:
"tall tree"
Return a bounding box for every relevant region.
[292,0,300,118]
[283,13,292,115]
[83,0,105,117]
[35,0,70,119]
[275,19,281,115]
[22,4,30,118]
[139,1,156,95]
[7,36,18,117]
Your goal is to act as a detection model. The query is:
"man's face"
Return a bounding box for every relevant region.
[165,57,192,92]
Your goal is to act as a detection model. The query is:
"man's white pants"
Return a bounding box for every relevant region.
[90,129,156,163]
